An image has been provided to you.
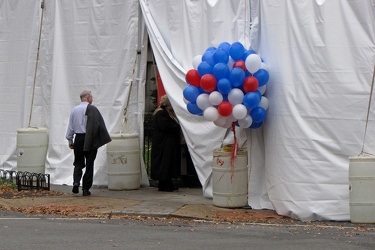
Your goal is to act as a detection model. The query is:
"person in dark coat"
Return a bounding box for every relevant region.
[151,95,181,192]
[66,90,111,196]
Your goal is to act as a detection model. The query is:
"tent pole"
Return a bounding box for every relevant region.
[28,0,45,128]
[360,63,375,155]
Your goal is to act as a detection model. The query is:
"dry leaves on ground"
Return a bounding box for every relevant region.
[13,203,97,216]
[0,185,66,199]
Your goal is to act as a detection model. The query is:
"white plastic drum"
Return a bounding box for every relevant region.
[16,127,49,174]
[349,156,375,223]
[107,133,140,190]
[212,148,248,208]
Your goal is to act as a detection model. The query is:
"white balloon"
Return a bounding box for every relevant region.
[228,88,244,106]
[245,54,262,74]
[213,116,227,127]
[258,85,267,95]
[238,115,253,128]
[183,97,189,104]
[209,91,223,105]
[192,55,202,69]
[259,96,269,110]
[260,62,269,71]
[196,93,211,110]
[232,104,248,120]
[204,107,219,122]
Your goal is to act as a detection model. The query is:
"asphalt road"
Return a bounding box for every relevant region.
[1,210,374,250]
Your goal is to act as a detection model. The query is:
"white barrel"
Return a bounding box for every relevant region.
[107,133,140,190]
[349,156,375,223]
[16,127,48,174]
[212,148,248,208]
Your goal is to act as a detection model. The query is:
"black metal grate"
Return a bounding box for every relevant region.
[0,169,50,191]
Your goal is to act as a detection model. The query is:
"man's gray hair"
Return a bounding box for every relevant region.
[80,90,92,101]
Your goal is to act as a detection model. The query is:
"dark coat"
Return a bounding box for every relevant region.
[151,108,181,180]
[84,104,112,151]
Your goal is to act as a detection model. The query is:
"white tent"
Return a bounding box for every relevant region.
[0,0,374,221]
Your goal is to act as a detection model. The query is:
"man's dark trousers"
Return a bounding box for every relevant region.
[73,134,97,191]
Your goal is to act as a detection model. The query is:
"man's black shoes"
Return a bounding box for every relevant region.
[82,190,91,196]
[73,185,91,196]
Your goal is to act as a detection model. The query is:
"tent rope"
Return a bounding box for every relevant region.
[360,63,375,156]
[28,0,45,128]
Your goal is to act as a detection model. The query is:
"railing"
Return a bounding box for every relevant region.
[143,113,154,175]
[0,169,50,191]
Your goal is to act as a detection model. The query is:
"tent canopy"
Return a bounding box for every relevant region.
[0,0,374,221]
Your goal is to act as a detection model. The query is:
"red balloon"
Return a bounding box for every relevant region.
[243,76,259,93]
[186,69,201,87]
[200,74,217,92]
[233,60,246,72]
[217,101,233,117]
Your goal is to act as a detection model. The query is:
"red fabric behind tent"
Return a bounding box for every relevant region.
[157,71,166,106]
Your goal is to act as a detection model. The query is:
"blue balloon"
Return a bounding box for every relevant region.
[213,48,229,64]
[217,78,232,95]
[250,121,263,129]
[183,85,200,103]
[202,51,215,66]
[254,69,269,86]
[243,92,261,109]
[229,67,245,88]
[205,46,217,53]
[229,42,245,61]
[218,42,231,54]
[197,61,213,77]
[222,94,229,102]
[212,63,229,80]
[255,90,262,99]
[250,107,266,123]
[248,49,256,54]
[187,102,203,115]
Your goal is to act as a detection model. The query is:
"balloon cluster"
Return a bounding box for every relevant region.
[183,42,269,129]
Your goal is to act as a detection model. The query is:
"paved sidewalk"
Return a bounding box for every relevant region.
[1,184,375,228]
[0,184,286,223]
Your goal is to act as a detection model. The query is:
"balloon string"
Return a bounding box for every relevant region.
[230,122,238,180]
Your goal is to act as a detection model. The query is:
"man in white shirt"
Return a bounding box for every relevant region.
[66,90,111,196]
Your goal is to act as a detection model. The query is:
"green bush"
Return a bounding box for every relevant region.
[0,178,17,189]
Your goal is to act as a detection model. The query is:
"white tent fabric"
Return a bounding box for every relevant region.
[140,0,375,221]
[0,0,41,169]
[0,0,374,221]
[0,0,150,186]
[250,0,375,220]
